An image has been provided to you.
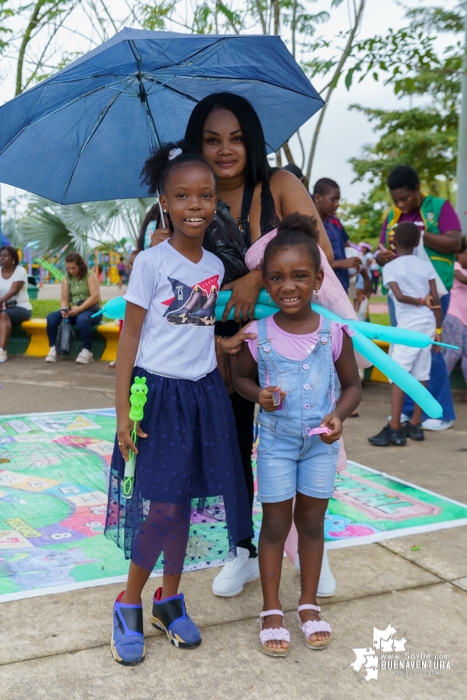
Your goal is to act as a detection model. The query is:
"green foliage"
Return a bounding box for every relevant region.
[343,29,442,94]
[349,105,459,196]
[15,197,154,257]
[369,313,390,326]
[405,5,464,34]
[140,1,176,30]
[345,2,462,227]
[339,195,389,243]
[0,0,13,52]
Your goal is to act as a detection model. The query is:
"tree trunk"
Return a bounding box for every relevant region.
[305,0,366,182]
[282,141,295,165]
[16,0,47,95]
[273,0,280,35]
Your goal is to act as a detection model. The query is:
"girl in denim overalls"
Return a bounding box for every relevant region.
[236,213,361,657]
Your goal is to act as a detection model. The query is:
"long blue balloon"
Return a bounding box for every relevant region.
[253,290,457,350]
[99,292,455,351]
[346,320,457,350]
[97,292,443,418]
[218,290,442,418]
[301,303,443,418]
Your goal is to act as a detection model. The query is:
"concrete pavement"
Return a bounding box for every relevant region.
[0,358,466,699]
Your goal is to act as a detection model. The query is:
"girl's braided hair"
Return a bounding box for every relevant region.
[141,140,216,195]
[262,212,321,273]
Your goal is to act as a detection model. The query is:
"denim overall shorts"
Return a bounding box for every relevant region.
[256,316,339,503]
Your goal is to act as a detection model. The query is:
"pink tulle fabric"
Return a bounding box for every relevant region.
[245,229,370,369]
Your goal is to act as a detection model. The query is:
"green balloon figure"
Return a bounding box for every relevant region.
[123,376,148,499]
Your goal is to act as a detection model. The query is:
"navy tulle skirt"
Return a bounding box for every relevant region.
[104,367,252,574]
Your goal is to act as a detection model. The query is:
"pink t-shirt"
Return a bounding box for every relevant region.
[246,315,353,363]
[447,262,467,326]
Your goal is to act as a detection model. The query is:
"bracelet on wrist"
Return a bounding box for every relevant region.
[436,328,442,334]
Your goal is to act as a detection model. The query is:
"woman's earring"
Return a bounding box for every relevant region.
[314,287,319,298]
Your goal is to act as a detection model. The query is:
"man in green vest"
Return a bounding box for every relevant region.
[375,165,462,431]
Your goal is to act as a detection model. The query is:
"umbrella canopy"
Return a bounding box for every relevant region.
[0,28,324,204]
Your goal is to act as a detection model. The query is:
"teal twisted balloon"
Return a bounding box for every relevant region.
[122,376,148,499]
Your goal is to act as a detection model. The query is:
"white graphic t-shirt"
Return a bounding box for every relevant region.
[124,240,224,381]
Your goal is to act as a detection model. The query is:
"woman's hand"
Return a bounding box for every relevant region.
[117,417,148,461]
[150,228,171,247]
[319,412,343,444]
[218,328,257,356]
[66,305,81,317]
[434,329,442,354]
[258,386,286,412]
[221,270,263,323]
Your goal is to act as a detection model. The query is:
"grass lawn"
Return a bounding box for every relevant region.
[31,300,61,318]
[369,313,390,326]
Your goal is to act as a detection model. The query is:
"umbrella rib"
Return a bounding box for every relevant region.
[0,83,127,157]
[129,39,161,149]
[143,77,199,103]
[62,93,119,202]
[143,74,322,103]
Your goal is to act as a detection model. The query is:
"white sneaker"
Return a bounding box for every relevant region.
[421,418,454,432]
[76,349,94,364]
[45,346,58,363]
[0,348,7,363]
[212,546,260,597]
[294,546,336,598]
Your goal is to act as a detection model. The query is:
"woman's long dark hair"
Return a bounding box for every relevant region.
[185,93,279,235]
[65,252,87,280]
[184,92,271,188]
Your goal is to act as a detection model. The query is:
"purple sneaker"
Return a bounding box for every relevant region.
[111,591,145,665]
[151,587,201,649]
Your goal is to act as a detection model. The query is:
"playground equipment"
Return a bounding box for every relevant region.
[92,247,123,285]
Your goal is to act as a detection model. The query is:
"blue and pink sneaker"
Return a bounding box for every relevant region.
[151,587,201,649]
[111,592,145,665]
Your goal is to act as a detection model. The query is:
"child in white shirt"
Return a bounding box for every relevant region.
[369,222,442,446]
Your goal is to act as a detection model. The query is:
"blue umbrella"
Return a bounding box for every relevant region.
[0,28,324,204]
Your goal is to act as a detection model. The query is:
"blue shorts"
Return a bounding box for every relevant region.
[256,418,339,503]
[355,273,364,290]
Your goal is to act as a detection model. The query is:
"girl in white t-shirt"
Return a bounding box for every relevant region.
[105,142,254,666]
[0,246,32,363]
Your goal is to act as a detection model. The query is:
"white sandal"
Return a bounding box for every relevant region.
[297,604,332,650]
[258,609,290,657]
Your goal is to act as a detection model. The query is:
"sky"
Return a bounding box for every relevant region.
[0,0,459,217]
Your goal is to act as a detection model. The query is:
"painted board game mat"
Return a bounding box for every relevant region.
[1,408,466,603]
